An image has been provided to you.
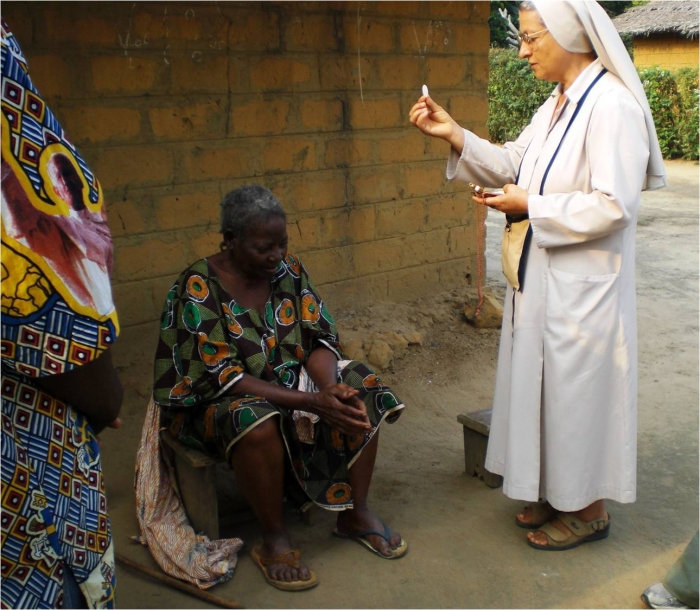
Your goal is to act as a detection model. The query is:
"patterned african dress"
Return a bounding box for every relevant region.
[1,21,119,609]
[153,254,405,510]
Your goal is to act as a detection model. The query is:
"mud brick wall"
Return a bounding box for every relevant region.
[2,1,490,384]
[632,36,699,70]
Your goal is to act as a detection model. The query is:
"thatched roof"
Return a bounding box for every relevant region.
[612,0,699,39]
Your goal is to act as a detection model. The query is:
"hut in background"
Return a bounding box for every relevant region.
[613,0,699,70]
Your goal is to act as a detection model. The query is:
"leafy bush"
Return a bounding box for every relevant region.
[639,67,683,158]
[487,48,552,143]
[488,48,699,160]
[674,67,699,160]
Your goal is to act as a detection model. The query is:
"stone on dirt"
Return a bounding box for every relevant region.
[464,292,503,329]
[366,339,394,370]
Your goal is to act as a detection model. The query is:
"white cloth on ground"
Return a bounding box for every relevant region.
[133,397,243,589]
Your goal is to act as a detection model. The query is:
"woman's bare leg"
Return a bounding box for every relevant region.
[229,418,311,582]
[515,500,556,526]
[335,430,403,556]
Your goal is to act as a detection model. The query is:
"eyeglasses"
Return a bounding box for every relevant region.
[517,28,549,47]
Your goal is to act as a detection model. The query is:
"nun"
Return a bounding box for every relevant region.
[409,0,665,550]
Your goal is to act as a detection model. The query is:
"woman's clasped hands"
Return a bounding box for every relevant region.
[309,384,371,436]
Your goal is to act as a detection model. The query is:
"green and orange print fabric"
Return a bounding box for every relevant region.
[153,253,341,407]
[152,253,405,510]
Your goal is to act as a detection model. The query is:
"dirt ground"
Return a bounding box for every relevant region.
[102,159,698,609]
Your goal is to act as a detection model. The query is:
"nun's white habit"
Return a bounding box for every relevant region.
[447,0,666,511]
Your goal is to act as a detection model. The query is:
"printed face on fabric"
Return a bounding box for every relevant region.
[1,20,119,609]
[227,216,289,280]
[518,10,572,84]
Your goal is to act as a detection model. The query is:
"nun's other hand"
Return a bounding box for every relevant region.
[409,95,458,141]
[472,183,529,216]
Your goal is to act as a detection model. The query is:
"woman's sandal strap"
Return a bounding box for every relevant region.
[256,549,301,568]
[537,514,610,544]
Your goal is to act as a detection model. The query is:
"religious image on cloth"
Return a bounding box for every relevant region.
[1,19,120,609]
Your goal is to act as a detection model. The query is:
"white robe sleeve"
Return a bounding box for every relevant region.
[446,123,535,188]
[528,92,650,248]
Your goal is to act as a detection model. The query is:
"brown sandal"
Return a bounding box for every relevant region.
[251,546,319,591]
[527,513,611,551]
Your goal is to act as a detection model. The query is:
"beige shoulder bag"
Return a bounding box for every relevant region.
[501,215,530,291]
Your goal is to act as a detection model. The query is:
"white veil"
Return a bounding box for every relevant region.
[532,0,667,190]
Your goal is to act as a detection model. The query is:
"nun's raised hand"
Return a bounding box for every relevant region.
[409,96,453,138]
[409,96,464,151]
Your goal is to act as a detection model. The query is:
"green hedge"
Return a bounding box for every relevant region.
[487,48,552,143]
[488,49,699,160]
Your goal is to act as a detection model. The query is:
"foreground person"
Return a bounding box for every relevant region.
[642,531,699,609]
[410,0,665,550]
[151,185,407,590]
[1,20,123,608]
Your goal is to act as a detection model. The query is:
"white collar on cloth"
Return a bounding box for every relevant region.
[558,57,604,105]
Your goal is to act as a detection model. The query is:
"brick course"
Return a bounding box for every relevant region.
[2,1,489,341]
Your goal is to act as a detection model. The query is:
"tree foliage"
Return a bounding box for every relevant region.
[489,1,637,48]
[487,48,699,160]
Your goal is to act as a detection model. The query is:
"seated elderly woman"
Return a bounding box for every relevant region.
[152,185,407,591]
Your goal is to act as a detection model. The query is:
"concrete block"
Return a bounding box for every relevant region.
[375,58,421,90]
[228,10,280,51]
[148,98,226,141]
[323,137,373,168]
[299,98,343,132]
[153,186,221,232]
[316,206,376,248]
[375,200,423,238]
[91,55,159,95]
[263,137,318,173]
[319,56,370,91]
[343,18,394,53]
[350,166,403,205]
[229,97,292,137]
[425,56,471,88]
[92,145,174,190]
[348,97,401,130]
[178,142,262,183]
[22,54,73,99]
[250,57,315,92]
[170,53,229,94]
[403,164,446,199]
[428,1,472,19]
[283,14,339,52]
[112,234,191,283]
[376,132,427,165]
[58,105,142,146]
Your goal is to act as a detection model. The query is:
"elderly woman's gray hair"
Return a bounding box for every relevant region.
[220,185,286,240]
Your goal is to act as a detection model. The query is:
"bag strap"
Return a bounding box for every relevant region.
[513,68,607,292]
[539,68,607,195]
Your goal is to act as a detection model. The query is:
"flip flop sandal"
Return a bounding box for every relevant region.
[250,546,319,591]
[515,502,556,529]
[527,513,611,551]
[332,522,409,559]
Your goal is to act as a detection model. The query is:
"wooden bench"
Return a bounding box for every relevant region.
[456,408,503,489]
[160,431,316,540]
